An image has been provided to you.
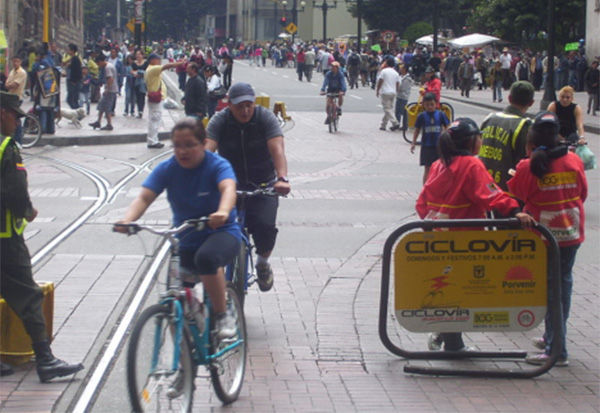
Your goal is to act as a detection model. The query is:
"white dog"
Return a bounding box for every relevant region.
[56,107,87,128]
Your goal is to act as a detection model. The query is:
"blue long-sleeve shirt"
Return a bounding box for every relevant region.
[321,70,347,93]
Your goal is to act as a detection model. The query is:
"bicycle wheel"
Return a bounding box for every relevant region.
[210,287,247,404]
[227,242,247,309]
[22,114,42,148]
[127,304,196,413]
[328,105,334,133]
[403,103,420,145]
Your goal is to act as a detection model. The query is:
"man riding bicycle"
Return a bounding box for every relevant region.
[320,61,347,124]
[206,82,291,293]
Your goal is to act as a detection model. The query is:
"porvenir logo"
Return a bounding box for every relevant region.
[503,266,535,288]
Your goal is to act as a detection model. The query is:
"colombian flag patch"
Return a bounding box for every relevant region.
[16,163,25,171]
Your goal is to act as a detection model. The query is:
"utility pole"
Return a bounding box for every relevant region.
[541,0,556,109]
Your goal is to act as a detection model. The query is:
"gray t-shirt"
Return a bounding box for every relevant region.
[104,62,119,93]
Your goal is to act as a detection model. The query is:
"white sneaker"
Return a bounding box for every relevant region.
[525,353,569,367]
[215,313,237,340]
[427,333,443,351]
[531,337,546,350]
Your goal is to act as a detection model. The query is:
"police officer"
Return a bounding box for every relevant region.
[0,91,84,381]
[479,81,535,191]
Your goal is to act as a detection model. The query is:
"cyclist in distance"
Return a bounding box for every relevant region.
[206,82,291,293]
[320,61,347,124]
[114,118,241,340]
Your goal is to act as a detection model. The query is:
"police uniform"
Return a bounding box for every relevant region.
[0,135,48,343]
[0,91,83,381]
[479,105,531,191]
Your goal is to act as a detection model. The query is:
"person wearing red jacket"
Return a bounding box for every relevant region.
[507,111,587,367]
[420,66,442,107]
[416,118,534,351]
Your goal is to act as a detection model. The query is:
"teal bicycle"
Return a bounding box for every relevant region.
[119,219,247,412]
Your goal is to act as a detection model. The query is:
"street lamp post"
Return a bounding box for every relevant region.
[313,0,337,42]
[134,0,143,46]
[291,0,306,44]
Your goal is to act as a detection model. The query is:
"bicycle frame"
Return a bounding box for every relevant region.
[120,220,244,367]
[155,293,243,371]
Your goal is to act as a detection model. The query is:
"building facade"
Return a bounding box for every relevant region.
[205,0,363,46]
[1,0,84,71]
[587,0,600,61]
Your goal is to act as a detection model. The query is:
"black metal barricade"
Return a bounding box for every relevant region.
[379,218,562,378]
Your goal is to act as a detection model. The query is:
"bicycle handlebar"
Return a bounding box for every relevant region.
[236,187,279,198]
[113,217,210,237]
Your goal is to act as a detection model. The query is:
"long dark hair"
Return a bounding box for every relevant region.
[437,130,477,167]
[528,127,567,178]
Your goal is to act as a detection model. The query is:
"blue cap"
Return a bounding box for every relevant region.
[148,53,161,61]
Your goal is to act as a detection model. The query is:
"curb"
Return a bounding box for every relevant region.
[36,131,171,147]
[32,71,182,147]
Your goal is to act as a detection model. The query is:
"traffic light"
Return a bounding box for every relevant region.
[280,17,287,27]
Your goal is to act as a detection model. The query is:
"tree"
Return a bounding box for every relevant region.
[403,22,433,44]
[467,0,585,50]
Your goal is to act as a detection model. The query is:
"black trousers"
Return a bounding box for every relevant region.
[243,193,279,256]
[0,236,48,343]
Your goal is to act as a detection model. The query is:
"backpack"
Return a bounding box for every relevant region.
[348,53,360,67]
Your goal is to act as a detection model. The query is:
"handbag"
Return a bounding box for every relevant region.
[575,144,597,170]
[209,84,227,100]
[147,91,162,103]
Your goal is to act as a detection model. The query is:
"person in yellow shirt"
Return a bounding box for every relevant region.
[144,53,184,148]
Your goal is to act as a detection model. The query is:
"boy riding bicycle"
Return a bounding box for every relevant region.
[320,61,347,124]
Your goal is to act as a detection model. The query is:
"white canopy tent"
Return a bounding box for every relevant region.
[415,35,447,46]
[449,33,500,48]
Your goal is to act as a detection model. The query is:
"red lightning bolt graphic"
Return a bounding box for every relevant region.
[429,276,450,291]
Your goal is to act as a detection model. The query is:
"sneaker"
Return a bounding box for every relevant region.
[256,262,274,292]
[165,370,184,398]
[525,353,569,367]
[379,127,386,131]
[137,113,143,118]
[427,333,443,351]
[100,124,113,131]
[214,312,237,340]
[147,142,165,149]
[390,124,400,131]
[531,337,546,350]
[123,112,128,117]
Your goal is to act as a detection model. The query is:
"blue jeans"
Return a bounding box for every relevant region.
[124,83,135,114]
[543,244,580,359]
[395,98,408,130]
[207,98,218,118]
[39,109,55,134]
[493,81,503,101]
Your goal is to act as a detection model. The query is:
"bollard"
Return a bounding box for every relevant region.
[273,101,291,121]
[0,281,54,365]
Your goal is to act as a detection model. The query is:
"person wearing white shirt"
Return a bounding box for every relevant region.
[376,57,401,131]
[500,47,513,89]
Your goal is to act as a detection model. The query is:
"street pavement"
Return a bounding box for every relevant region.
[1,62,598,412]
